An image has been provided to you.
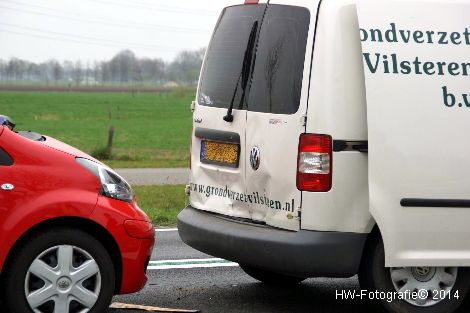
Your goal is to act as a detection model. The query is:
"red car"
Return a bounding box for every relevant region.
[0,116,155,313]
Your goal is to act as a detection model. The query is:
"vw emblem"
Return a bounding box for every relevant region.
[250,146,260,171]
[415,267,430,276]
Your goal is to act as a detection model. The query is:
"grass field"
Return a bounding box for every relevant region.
[134,185,187,226]
[0,91,194,168]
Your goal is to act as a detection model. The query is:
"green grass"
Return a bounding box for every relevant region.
[0,91,194,168]
[134,185,187,226]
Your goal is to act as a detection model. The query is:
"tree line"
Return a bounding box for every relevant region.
[0,48,205,86]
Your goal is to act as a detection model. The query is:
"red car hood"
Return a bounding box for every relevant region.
[42,135,102,164]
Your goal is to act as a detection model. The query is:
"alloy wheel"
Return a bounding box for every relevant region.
[24,245,101,313]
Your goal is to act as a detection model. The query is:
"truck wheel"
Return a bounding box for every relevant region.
[240,264,306,285]
[358,233,470,313]
[3,228,115,313]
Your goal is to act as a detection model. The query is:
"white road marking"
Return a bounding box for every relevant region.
[147,263,239,270]
[152,258,228,263]
[155,228,178,232]
[147,258,239,270]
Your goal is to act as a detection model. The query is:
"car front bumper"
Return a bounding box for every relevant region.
[93,196,155,294]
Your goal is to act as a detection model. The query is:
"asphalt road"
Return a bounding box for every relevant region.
[109,230,470,313]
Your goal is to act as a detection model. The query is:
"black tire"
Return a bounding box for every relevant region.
[3,227,115,313]
[240,264,306,285]
[358,233,470,313]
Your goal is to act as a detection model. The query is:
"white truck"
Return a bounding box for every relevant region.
[177,0,470,312]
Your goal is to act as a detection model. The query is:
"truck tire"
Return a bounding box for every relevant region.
[358,233,470,313]
[3,227,115,313]
[240,264,306,285]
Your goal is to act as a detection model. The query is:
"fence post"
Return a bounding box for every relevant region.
[107,126,114,156]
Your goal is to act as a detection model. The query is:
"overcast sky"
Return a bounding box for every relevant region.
[0,0,237,63]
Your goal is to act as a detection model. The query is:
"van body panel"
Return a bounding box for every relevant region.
[358,0,470,266]
[307,0,368,140]
[302,152,373,233]
[302,0,371,233]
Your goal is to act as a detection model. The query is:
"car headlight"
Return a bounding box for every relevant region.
[76,157,133,203]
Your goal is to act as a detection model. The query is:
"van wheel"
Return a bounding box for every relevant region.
[3,228,115,313]
[240,264,306,285]
[358,233,470,313]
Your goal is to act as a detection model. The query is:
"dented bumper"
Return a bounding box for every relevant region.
[177,206,368,278]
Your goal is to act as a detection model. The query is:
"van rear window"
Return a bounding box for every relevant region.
[198,4,310,115]
[198,5,266,109]
[247,5,310,114]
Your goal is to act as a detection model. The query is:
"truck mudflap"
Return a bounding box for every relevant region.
[177,206,368,278]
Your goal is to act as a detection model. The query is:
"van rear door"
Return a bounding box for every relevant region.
[191,1,319,231]
[245,1,316,230]
[358,0,470,266]
[190,3,267,219]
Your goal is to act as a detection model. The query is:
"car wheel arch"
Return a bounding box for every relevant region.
[0,216,123,294]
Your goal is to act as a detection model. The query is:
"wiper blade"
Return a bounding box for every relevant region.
[223,21,258,123]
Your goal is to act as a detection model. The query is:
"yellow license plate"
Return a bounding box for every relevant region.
[201,140,239,167]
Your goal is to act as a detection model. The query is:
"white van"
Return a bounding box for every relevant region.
[177,0,470,312]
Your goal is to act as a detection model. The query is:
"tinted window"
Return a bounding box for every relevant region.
[0,147,13,166]
[247,5,310,114]
[198,5,266,109]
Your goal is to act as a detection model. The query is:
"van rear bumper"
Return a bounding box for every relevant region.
[177,206,368,278]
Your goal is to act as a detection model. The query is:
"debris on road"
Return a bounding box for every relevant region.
[110,302,200,312]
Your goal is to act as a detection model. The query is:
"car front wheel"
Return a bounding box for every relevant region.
[3,227,115,313]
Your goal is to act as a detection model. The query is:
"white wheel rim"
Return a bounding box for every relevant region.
[25,245,101,313]
[390,266,458,307]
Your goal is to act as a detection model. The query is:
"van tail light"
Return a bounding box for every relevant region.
[297,134,332,192]
[245,0,259,4]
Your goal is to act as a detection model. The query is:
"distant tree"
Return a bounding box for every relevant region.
[73,60,83,85]
[133,65,143,83]
[139,58,165,83]
[37,62,49,85]
[168,47,205,84]
[26,62,40,81]
[101,61,110,83]
[109,50,138,83]
[48,59,63,83]
[62,61,74,85]
[0,59,5,82]
[6,58,27,81]
[93,61,102,85]
[0,48,206,85]
[85,61,94,85]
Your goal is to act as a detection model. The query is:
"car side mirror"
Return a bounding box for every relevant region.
[0,115,15,130]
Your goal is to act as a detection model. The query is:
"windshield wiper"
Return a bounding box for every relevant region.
[223,21,258,123]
